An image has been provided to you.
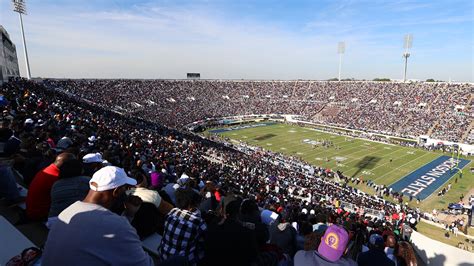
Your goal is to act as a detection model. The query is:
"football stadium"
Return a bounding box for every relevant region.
[209,122,470,200]
[1,1,473,266]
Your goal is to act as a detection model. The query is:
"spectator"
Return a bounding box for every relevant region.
[47,158,89,227]
[0,79,440,266]
[127,169,173,215]
[204,195,259,266]
[345,227,366,261]
[294,225,356,265]
[384,234,398,266]
[312,213,328,232]
[401,222,413,241]
[26,152,76,221]
[82,152,105,177]
[0,119,23,205]
[240,198,270,246]
[41,166,154,266]
[158,186,206,265]
[127,169,173,238]
[357,234,395,266]
[269,210,298,257]
[395,241,417,266]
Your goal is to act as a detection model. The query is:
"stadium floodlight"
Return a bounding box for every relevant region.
[12,0,31,80]
[402,34,413,83]
[337,42,345,81]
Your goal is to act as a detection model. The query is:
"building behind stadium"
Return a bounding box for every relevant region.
[0,25,20,84]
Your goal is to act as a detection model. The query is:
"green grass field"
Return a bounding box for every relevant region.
[417,221,474,252]
[208,122,473,213]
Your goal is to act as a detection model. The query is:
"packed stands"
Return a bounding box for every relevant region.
[0,79,471,265]
[44,79,473,143]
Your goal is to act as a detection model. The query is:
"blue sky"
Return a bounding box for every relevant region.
[0,0,473,81]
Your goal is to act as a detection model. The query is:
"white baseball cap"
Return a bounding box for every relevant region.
[83,153,104,164]
[89,166,137,191]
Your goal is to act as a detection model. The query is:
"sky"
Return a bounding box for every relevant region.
[0,0,473,81]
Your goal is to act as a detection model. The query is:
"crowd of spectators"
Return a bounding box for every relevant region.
[43,79,473,143]
[0,79,427,265]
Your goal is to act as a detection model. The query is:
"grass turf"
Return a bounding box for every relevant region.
[416,221,473,252]
[208,123,473,213]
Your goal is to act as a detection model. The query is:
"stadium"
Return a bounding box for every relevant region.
[1,1,473,266]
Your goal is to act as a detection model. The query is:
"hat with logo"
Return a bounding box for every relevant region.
[318,225,349,262]
[89,166,137,191]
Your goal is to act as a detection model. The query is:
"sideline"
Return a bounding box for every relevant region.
[420,219,474,240]
[307,127,398,146]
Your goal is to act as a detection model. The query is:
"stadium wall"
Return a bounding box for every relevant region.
[410,230,474,265]
[419,135,474,156]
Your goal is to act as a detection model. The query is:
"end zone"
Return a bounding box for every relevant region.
[390,155,470,200]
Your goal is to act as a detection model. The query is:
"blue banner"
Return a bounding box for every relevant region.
[390,155,470,200]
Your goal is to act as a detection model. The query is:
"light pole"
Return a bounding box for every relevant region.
[12,0,31,80]
[337,42,345,81]
[403,34,413,83]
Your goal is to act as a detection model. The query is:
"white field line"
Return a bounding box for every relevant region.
[374,152,434,184]
[234,125,366,157]
[225,125,436,186]
[307,127,398,146]
[340,145,408,170]
[421,160,472,202]
[305,139,375,157]
[307,138,388,159]
[252,129,347,154]
[362,148,418,173]
[266,131,391,165]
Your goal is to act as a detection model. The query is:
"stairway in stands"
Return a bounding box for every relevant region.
[460,120,474,143]
[291,80,298,98]
[425,88,445,136]
[460,93,474,143]
[396,112,413,133]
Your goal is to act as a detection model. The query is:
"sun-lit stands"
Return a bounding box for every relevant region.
[44,79,473,143]
[3,79,472,265]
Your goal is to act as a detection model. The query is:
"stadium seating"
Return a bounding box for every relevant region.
[43,79,473,143]
[1,79,471,265]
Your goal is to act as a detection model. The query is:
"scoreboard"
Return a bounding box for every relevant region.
[187,73,200,79]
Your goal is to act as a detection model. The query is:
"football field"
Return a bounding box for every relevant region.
[208,122,473,210]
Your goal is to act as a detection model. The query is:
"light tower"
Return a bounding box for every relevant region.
[337,42,345,81]
[12,0,31,79]
[402,34,413,83]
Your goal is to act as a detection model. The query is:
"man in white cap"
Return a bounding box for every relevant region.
[82,152,105,177]
[41,166,154,266]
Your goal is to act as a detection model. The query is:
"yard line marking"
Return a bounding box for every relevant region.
[308,139,386,158]
[422,160,473,202]
[373,152,434,183]
[366,149,421,173]
[340,146,406,169]
[304,138,373,157]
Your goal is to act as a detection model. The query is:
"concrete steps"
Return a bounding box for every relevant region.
[460,120,474,143]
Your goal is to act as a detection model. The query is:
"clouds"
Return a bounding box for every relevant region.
[0,0,472,81]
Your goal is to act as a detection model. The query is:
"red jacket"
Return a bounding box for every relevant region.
[26,164,60,221]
